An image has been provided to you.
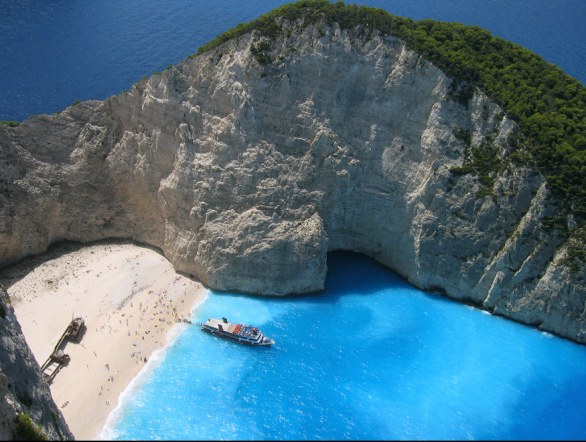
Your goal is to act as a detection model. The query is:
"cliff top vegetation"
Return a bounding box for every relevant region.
[194,0,585,241]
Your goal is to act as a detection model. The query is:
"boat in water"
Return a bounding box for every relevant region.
[200,317,275,347]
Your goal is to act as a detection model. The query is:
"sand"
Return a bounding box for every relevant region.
[0,241,207,440]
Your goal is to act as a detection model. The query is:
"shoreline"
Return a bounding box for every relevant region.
[1,241,207,440]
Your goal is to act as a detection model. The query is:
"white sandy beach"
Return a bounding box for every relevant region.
[1,241,207,440]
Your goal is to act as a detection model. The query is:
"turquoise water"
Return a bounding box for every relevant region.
[3,1,585,439]
[103,252,586,440]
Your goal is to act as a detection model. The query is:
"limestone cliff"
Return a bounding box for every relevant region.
[0,284,73,440]
[0,16,584,347]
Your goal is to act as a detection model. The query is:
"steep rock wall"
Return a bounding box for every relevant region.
[0,21,583,342]
[0,285,73,440]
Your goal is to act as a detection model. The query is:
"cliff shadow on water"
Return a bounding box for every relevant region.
[210,250,446,305]
[314,250,476,309]
[0,1,584,344]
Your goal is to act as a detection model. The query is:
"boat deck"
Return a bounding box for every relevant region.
[205,319,260,338]
[201,317,274,346]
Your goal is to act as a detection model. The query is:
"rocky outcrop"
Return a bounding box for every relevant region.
[0,20,584,342]
[0,285,73,440]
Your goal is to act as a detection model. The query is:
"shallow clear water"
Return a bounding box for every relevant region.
[1,0,584,121]
[103,252,586,440]
[3,1,585,439]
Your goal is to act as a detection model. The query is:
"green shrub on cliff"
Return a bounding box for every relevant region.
[13,413,48,441]
[193,0,585,230]
[0,120,20,127]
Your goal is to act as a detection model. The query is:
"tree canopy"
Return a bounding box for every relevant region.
[195,0,585,236]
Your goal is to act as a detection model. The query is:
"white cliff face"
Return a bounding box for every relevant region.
[0,21,583,342]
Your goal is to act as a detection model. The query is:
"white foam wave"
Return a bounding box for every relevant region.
[98,290,210,440]
[190,289,210,316]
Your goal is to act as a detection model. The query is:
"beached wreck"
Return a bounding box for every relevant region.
[40,317,85,383]
[65,316,85,342]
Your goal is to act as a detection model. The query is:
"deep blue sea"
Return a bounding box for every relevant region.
[2,1,586,440]
[0,0,584,121]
